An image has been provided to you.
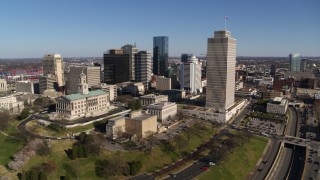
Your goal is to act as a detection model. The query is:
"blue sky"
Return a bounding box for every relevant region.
[0,0,319,58]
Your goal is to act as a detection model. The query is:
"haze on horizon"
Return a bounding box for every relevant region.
[0,0,319,58]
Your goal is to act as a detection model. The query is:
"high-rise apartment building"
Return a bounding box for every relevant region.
[122,44,138,80]
[289,53,301,72]
[153,36,169,76]
[42,54,65,87]
[181,54,193,63]
[103,49,130,84]
[180,56,202,94]
[65,66,101,94]
[135,51,152,90]
[206,31,236,110]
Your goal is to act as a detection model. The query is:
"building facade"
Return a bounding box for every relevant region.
[0,95,24,113]
[180,56,202,94]
[15,81,34,94]
[156,76,171,91]
[39,75,58,94]
[267,97,288,115]
[122,44,138,80]
[146,102,177,122]
[139,94,168,106]
[66,66,101,94]
[55,73,110,120]
[0,79,7,92]
[206,31,236,111]
[289,53,302,72]
[42,54,65,87]
[135,51,152,90]
[153,36,169,76]
[103,49,130,84]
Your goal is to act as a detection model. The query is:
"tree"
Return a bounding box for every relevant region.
[173,135,188,157]
[128,160,142,175]
[0,110,11,131]
[18,108,30,120]
[36,141,51,156]
[128,99,141,110]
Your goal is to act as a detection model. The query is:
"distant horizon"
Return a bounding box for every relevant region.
[1,0,319,58]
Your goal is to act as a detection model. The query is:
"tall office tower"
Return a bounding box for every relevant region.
[289,53,302,71]
[39,75,58,94]
[181,54,193,63]
[301,59,307,71]
[65,66,101,94]
[135,51,152,90]
[122,44,139,80]
[180,56,202,94]
[270,64,276,76]
[103,49,130,84]
[42,54,65,87]
[153,36,169,76]
[206,31,236,110]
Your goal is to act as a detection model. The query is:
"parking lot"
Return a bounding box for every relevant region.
[240,117,285,136]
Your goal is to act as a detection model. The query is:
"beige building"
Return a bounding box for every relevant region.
[55,73,110,120]
[106,111,157,139]
[146,102,177,122]
[206,30,236,111]
[100,84,117,102]
[140,94,168,106]
[106,116,126,139]
[42,54,65,87]
[15,81,34,94]
[65,66,101,94]
[39,75,57,94]
[0,95,24,113]
[0,79,7,92]
[125,111,157,139]
[267,97,288,115]
[156,76,171,91]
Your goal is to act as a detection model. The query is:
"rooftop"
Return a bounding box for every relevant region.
[63,90,106,101]
[147,102,176,109]
[129,113,156,121]
[140,94,167,99]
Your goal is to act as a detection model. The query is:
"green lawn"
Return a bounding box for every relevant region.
[198,136,268,180]
[23,122,216,179]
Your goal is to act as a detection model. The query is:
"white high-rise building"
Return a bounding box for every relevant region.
[42,54,65,87]
[122,44,139,80]
[206,30,236,111]
[135,51,152,90]
[180,56,202,94]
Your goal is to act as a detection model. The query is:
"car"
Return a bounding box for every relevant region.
[208,162,216,166]
[315,169,319,173]
[169,173,176,178]
[258,168,263,172]
[262,160,268,164]
[201,167,209,171]
[57,137,62,140]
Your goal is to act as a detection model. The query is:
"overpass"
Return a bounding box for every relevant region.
[283,135,307,147]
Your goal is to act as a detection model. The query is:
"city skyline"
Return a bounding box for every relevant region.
[0,0,320,58]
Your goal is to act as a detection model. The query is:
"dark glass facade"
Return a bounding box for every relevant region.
[153,36,168,76]
[181,53,193,63]
[103,49,130,84]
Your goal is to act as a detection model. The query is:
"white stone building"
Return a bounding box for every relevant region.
[15,81,34,94]
[267,97,288,115]
[0,79,7,92]
[0,95,24,113]
[55,73,110,120]
[139,94,168,106]
[146,102,177,122]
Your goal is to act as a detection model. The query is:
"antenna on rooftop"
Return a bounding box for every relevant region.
[225,16,228,31]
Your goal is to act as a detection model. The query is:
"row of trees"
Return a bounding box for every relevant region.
[128,99,141,110]
[68,132,100,159]
[95,157,142,178]
[18,161,56,180]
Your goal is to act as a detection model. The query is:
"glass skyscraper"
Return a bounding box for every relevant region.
[289,53,301,71]
[153,36,169,76]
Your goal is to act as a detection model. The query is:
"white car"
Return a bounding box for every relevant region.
[208,162,216,166]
